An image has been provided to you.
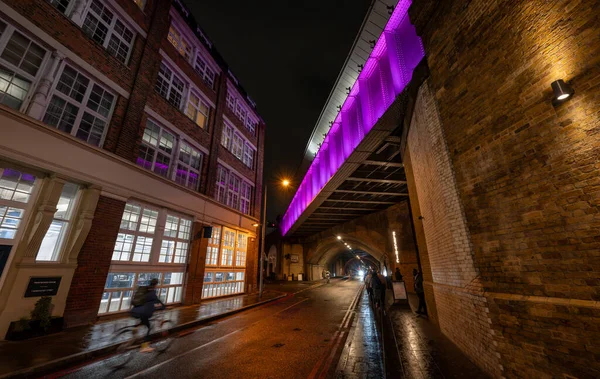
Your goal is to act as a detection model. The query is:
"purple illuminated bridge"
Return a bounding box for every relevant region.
[282,0,424,236]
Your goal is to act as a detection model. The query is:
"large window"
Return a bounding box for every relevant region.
[36,182,79,262]
[221,122,255,169]
[0,20,47,111]
[81,0,134,64]
[226,89,257,136]
[205,225,220,266]
[159,214,191,263]
[232,133,244,160]
[112,203,158,262]
[43,64,116,147]
[136,119,175,178]
[194,55,216,89]
[202,226,248,299]
[155,63,185,108]
[0,168,36,241]
[175,142,202,190]
[48,0,73,14]
[243,143,255,169]
[221,123,232,150]
[185,91,209,129]
[214,165,253,215]
[99,271,184,314]
[167,24,192,60]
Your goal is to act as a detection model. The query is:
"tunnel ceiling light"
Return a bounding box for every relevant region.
[393,231,400,264]
[551,79,574,102]
[337,235,342,240]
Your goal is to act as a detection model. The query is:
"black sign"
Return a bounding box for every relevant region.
[0,245,11,280]
[24,277,62,298]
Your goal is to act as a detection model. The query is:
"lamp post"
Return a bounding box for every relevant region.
[257,179,290,298]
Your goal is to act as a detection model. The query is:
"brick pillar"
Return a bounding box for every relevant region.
[63,196,125,327]
[184,222,208,304]
[114,0,172,161]
[204,74,228,199]
[246,235,258,293]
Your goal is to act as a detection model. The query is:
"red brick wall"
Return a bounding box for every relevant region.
[63,196,126,327]
[409,0,600,377]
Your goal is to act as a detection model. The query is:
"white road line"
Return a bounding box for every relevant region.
[124,297,309,379]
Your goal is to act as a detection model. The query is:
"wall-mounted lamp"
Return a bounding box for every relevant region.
[337,235,342,240]
[551,79,574,102]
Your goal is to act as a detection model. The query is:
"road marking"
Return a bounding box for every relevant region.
[124,297,309,379]
[307,284,364,379]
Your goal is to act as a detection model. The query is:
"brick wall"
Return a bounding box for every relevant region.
[406,80,501,376]
[184,222,208,304]
[63,196,126,327]
[409,0,600,377]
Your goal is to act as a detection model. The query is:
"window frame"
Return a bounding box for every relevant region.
[205,225,221,267]
[136,118,177,178]
[43,62,117,147]
[0,19,49,112]
[80,0,135,64]
[167,23,193,61]
[155,62,186,109]
[175,141,203,191]
[215,165,228,205]
[185,90,210,129]
[112,202,160,263]
[194,54,216,89]
[0,168,38,245]
[239,181,252,216]
[159,213,192,264]
[242,143,255,169]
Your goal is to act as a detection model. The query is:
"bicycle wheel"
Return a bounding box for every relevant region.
[108,327,138,368]
[153,319,174,353]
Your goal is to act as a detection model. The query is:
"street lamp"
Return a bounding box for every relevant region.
[257,178,291,298]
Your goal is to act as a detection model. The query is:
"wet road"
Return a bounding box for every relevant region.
[53,278,366,379]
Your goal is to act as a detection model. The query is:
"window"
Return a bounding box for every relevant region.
[220,228,235,266]
[136,119,175,178]
[202,270,244,298]
[99,271,183,314]
[36,182,79,262]
[232,133,244,160]
[176,142,202,190]
[0,168,36,240]
[235,233,247,267]
[0,20,47,110]
[155,63,185,108]
[221,123,232,150]
[215,165,228,204]
[112,203,159,262]
[226,92,236,111]
[185,91,210,129]
[243,143,255,169]
[167,25,192,60]
[205,225,221,266]
[240,182,252,216]
[194,55,216,89]
[43,64,116,146]
[81,0,134,64]
[245,117,257,135]
[227,174,241,210]
[159,214,192,263]
[48,0,73,14]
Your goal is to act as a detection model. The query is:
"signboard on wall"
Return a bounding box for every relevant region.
[0,245,11,281]
[290,254,299,263]
[24,277,62,297]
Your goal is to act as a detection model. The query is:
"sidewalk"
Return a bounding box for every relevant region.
[0,290,286,379]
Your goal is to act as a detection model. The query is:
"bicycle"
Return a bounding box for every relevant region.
[107,311,174,368]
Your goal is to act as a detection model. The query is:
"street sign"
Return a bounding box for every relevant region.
[290,254,299,263]
[392,281,407,300]
[24,277,62,297]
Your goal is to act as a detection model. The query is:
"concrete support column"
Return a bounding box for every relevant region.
[64,187,101,264]
[27,51,65,120]
[184,223,208,304]
[20,178,66,263]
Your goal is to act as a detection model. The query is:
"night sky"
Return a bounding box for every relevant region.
[183,0,372,222]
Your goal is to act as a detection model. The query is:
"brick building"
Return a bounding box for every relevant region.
[0,0,265,338]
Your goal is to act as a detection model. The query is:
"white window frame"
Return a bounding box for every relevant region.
[112,202,160,263]
[155,62,186,108]
[0,18,49,112]
[215,165,228,204]
[235,232,247,267]
[194,54,216,89]
[159,213,192,264]
[220,228,235,267]
[226,91,236,112]
[43,62,117,147]
[226,173,241,210]
[136,119,176,178]
[80,0,135,64]
[167,23,193,61]
[232,133,244,160]
[221,123,232,150]
[175,141,203,191]
[205,225,221,267]
[243,143,255,169]
[0,168,38,245]
[185,89,210,129]
[239,182,252,216]
[47,0,76,16]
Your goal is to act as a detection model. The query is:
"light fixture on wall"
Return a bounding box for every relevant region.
[551,79,574,102]
[337,235,342,240]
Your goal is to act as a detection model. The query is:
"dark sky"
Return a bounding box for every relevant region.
[183,0,372,222]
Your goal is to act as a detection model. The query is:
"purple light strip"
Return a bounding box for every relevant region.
[282,0,424,235]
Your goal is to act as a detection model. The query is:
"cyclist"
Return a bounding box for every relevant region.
[325,270,331,284]
[130,278,165,352]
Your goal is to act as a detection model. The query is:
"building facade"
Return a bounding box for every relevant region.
[0,0,265,338]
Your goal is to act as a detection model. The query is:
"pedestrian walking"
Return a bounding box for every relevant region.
[394,267,403,282]
[371,268,385,309]
[413,268,427,316]
[365,269,373,301]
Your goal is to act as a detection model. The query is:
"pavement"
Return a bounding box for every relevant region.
[0,289,287,378]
